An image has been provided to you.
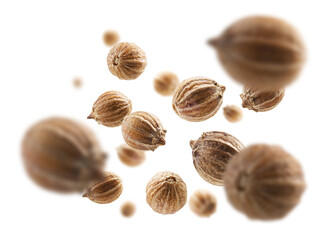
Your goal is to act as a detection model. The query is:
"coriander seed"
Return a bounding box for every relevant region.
[189,190,217,217]
[121,201,136,217]
[103,30,120,46]
[223,105,243,123]
[117,143,146,167]
[153,71,179,96]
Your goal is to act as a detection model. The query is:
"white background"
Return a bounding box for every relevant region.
[0,0,329,239]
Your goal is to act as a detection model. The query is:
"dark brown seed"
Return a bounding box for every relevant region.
[190,131,244,186]
[225,144,306,220]
[21,117,106,192]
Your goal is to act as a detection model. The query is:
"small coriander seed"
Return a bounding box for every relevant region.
[189,190,217,217]
[121,201,136,217]
[117,143,146,167]
[153,71,179,96]
[223,105,243,123]
[103,30,120,46]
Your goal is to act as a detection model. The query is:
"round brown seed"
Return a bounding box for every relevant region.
[146,171,187,215]
[103,30,120,46]
[225,144,306,220]
[153,71,179,96]
[121,201,136,217]
[189,190,217,217]
[223,105,243,122]
[87,91,132,127]
[117,143,146,167]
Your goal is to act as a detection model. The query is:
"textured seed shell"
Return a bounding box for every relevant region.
[21,117,106,192]
[190,131,244,186]
[88,91,132,127]
[209,16,305,89]
[189,190,217,217]
[121,201,136,217]
[121,111,166,151]
[224,144,306,220]
[117,143,146,167]
[240,86,285,112]
[146,171,187,215]
[103,30,120,46]
[154,71,179,96]
[172,77,226,122]
[223,105,243,122]
[107,42,147,80]
[83,171,123,204]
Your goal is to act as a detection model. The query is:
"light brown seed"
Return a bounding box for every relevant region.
[146,171,187,215]
[107,42,147,80]
[83,171,123,204]
[73,77,82,88]
[223,105,243,122]
[172,76,226,122]
[121,201,136,217]
[87,91,132,127]
[208,16,306,89]
[240,86,285,112]
[224,144,306,220]
[117,143,146,167]
[153,71,179,96]
[121,111,166,151]
[189,190,217,217]
[190,131,244,186]
[21,117,106,192]
[103,30,120,46]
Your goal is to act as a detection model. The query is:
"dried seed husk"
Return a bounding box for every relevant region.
[153,71,179,96]
[83,171,123,204]
[121,201,136,217]
[103,30,120,46]
[87,91,132,127]
[240,86,285,112]
[172,76,226,122]
[107,42,147,80]
[21,117,106,192]
[208,16,305,89]
[223,105,243,122]
[146,171,187,215]
[121,111,166,151]
[190,131,244,186]
[189,190,217,217]
[224,144,306,220]
[117,143,146,167]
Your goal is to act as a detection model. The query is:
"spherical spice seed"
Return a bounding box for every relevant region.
[21,117,106,192]
[83,171,123,204]
[121,201,136,217]
[240,86,285,112]
[189,190,217,217]
[73,77,82,88]
[223,105,243,123]
[190,131,244,186]
[208,16,306,89]
[224,144,306,220]
[117,143,146,167]
[172,76,226,122]
[103,30,120,46]
[87,91,132,127]
[107,42,147,80]
[121,111,166,151]
[153,71,179,96]
[146,171,187,215]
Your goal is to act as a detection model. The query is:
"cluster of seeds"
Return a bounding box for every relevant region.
[22,15,307,220]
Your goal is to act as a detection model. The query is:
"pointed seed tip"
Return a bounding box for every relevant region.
[87,112,94,119]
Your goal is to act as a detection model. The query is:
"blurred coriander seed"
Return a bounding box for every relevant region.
[225,144,306,220]
[172,76,226,122]
[103,30,120,46]
[189,190,217,217]
[117,143,146,167]
[121,201,136,217]
[83,171,123,204]
[107,42,147,80]
[146,171,187,215]
[223,105,243,123]
[153,71,179,96]
[87,91,132,127]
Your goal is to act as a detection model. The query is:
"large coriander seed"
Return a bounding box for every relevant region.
[189,190,217,217]
[87,91,132,127]
[146,171,187,215]
[190,131,244,186]
[153,71,179,96]
[121,111,166,151]
[240,86,285,112]
[21,117,106,192]
[116,143,146,167]
[209,16,305,89]
[172,76,226,122]
[107,42,147,80]
[225,144,306,220]
[83,171,123,204]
